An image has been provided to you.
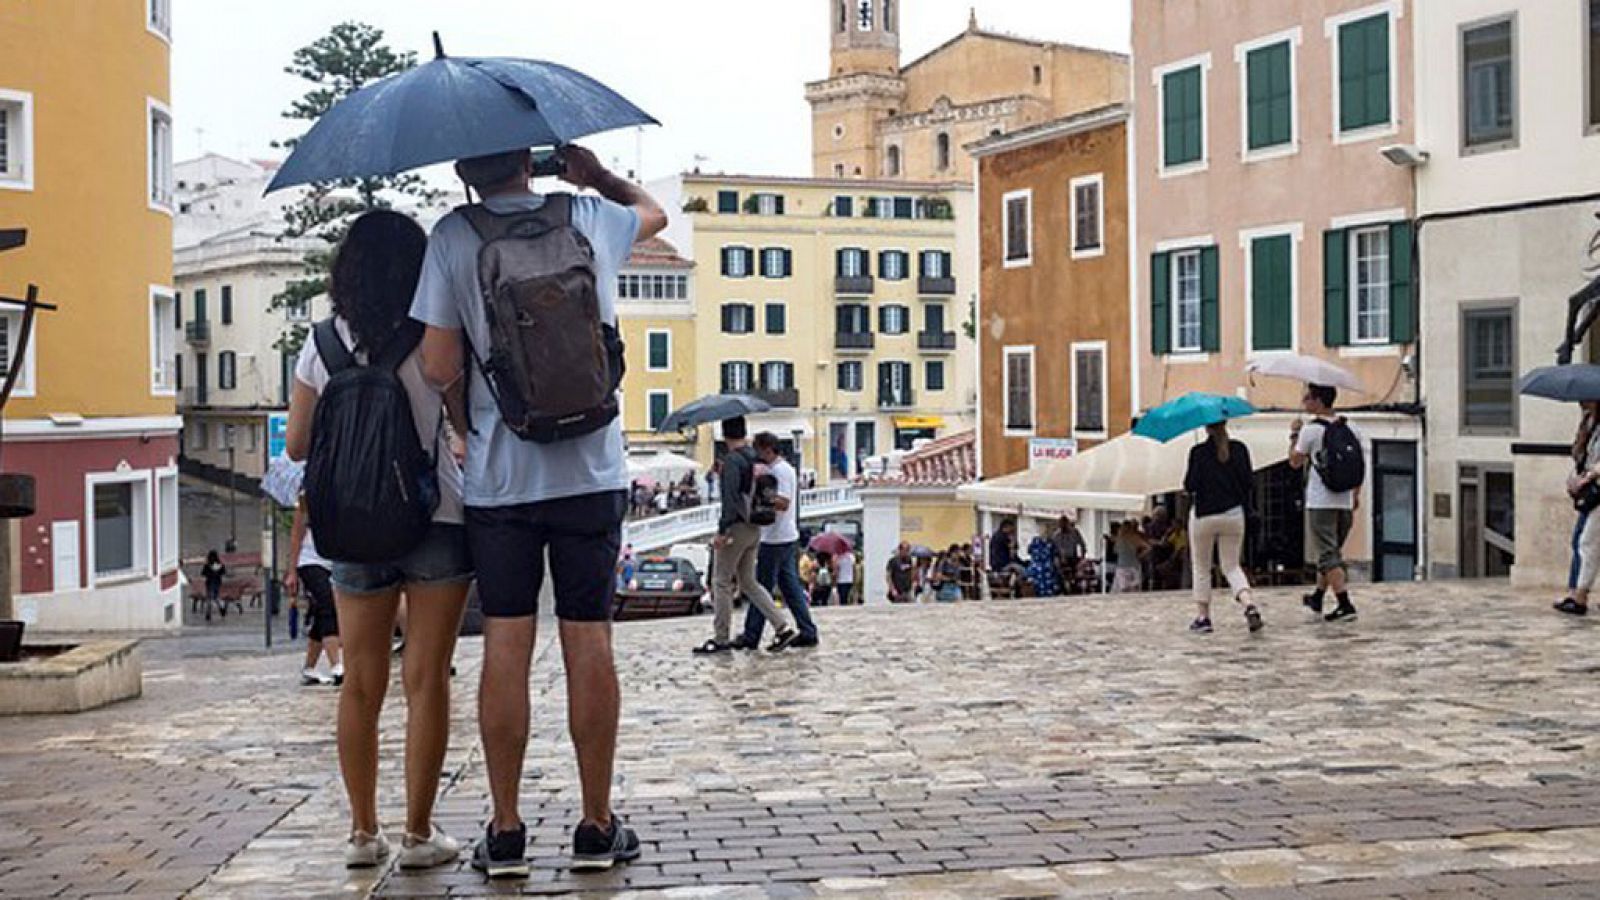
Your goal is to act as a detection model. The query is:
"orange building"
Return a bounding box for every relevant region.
[0,0,181,630]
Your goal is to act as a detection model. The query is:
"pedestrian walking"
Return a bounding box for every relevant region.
[1290,384,1363,623]
[1111,521,1148,593]
[835,547,856,605]
[286,210,474,871]
[285,502,344,685]
[886,542,916,603]
[411,146,666,875]
[201,549,226,620]
[1558,401,1600,614]
[1184,422,1262,634]
[738,432,820,649]
[934,545,964,602]
[695,417,800,655]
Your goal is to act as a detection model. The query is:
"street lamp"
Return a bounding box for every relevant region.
[791,427,804,483]
[224,423,238,553]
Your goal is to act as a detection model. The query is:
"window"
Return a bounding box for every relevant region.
[1590,0,1600,129]
[720,361,754,393]
[1004,347,1034,433]
[838,247,869,278]
[1463,18,1515,150]
[1335,12,1393,135]
[838,361,864,392]
[760,247,792,278]
[150,288,176,393]
[1352,226,1391,344]
[857,0,874,30]
[878,361,911,406]
[220,285,233,325]
[880,250,909,281]
[148,0,172,39]
[1245,40,1294,152]
[193,288,208,322]
[924,302,947,335]
[886,145,901,177]
[148,99,174,211]
[925,359,946,392]
[1249,233,1294,352]
[0,89,34,191]
[90,474,150,582]
[286,297,310,322]
[755,193,785,216]
[717,190,739,214]
[1463,306,1516,433]
[1174,250,1204,353]
[866,196,892,219]
[647,391,672,431]
[1072,343,1107,436]
[720,303,755,335]
[219,351,238,390]
[247,424,259,453]
[879,304,909,335]
[920,250,950,280]
[156,469,178,572]
[1003,190,1032,266]
[935,132,951,171]
[0,309,35,396]
[721,246,754,278]
[761,361,793,391]
[1033,64,1043,86]
[618,273,689,300]
[834,196,854,217]
[1070,174,1103,257]
[837,303,870,335]
[893,197,915,219]
[834,163,846,178]
[765,303,787,335]
[1161,63,1205,168]
[646,330,670,371]
[883,0,894,32]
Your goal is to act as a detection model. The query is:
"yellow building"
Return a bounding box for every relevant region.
[617,236,696,455]
[652,173,974,484]
[0,0,181,630]
[807,2,1129,182]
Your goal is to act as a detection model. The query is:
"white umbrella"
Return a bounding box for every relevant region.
[1247,354,1363,392]
[640,451,700,475]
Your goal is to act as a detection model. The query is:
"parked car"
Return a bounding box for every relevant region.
[614,557,705,621]
[668,542,711,582]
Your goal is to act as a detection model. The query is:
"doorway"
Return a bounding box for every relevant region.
[1459,464,1515,578]
[1372,441,1419,582]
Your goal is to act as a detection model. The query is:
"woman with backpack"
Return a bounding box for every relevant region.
[1183,422,1262,634]
[284,210,472,870]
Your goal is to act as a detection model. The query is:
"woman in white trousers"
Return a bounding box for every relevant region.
[1182,422,1261,634]
[1562,404,1600,614]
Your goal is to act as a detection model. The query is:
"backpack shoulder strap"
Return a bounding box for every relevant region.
[313,318,356,376]
[458,195,573,244]
[373,319,425,373]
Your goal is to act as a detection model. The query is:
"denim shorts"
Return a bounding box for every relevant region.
[330,523,474,595]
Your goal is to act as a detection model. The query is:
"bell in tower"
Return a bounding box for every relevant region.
[831,0,900,77]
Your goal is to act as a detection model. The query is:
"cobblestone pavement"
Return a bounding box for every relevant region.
[9,582,1600,898]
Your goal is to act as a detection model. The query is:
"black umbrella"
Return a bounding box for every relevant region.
[1519,365,1600,402]
[657,394,772,433]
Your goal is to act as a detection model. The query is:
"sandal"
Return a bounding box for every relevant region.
[692,639,732,655]
[1554,598,1589,616]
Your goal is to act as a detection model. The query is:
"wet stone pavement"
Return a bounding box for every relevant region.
[9,582,1600,897]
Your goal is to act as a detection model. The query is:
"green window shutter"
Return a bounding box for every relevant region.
[1365,16,1391,127]
[1246,48,1269,150]
[1340,16,1390,132]
[1388,221,1415,344]
[1252,236,1293,351]
[1162,68,1202,167]
[1200,245,1220,352]
[1323,229,1349,347]
[717,191,739,214]
[1248,43,1293,150]
[1151,252,1171,355]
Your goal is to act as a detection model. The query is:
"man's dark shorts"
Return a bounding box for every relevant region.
[467,490,627,622]
[298,564,339,640]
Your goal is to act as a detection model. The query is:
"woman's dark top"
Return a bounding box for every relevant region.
[203,560,226,590]
[1184,439,1254,518]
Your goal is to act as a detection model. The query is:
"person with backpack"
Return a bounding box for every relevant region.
[694,418,799,655]
[1290,383,1364,623]
[411,145,666,877]
[285,210,472,871]
[736,432,819,650]
[1183,422,1262,634]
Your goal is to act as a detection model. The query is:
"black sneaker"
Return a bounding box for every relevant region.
[790,634,820,648]
[729,635,758,651]
[692,639,732,655]
[1188,617,1213,634]
[767,627,799,652]
[571,816,641,871]
[1244,605,1264,633]
[470,822,528,879]
[1324,602,1358,623]
[1555,597,1589,616]
[1303,592,1324,615]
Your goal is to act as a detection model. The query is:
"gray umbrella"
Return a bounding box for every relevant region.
[1519,365,1600,402]
[657,394,772,433]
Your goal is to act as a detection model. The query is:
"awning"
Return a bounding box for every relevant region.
[893,416,945,430]
[960,418,1293,514]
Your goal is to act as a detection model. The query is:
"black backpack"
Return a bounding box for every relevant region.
[1313,417,1365,494]
[304,319,438,564]
[750,461,780,528]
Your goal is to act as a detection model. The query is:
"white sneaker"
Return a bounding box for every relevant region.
[398,824,462,869]
[300,668,323,687]
[345,830,391,868]
[330,664,345,686]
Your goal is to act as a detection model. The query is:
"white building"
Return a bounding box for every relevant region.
[1415,1,1600,586]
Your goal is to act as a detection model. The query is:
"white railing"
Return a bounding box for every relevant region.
[623,486,861,554]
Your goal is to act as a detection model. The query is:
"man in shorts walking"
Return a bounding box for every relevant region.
[1290,384,1359,623]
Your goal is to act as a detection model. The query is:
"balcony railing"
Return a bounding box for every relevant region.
[185,320,211,346]
[835,332,875,352]
[835,275,874,295]
[917,331,957,351]
[879,390,915,410]
[918,276,956,295]
[750,387,800,408]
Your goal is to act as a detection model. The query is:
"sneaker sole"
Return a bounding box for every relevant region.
[480,861,530,878]
[571,850,641,872]
[398,850,460,870]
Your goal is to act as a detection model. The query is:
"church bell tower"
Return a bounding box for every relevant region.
[807,0,908,178]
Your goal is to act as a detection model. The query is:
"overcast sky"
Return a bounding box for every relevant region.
[172,0,1129,182]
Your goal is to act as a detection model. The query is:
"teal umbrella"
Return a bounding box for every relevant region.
[1133,393,1257,443]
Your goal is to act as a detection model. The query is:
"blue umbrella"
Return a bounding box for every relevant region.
[1133,392,1257,443]
[1519,365,1600,403]
[267,34,658,193]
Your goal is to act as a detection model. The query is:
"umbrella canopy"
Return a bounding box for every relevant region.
[657,394,772,433]
[909,545,936,559]
[1133,393,1257,443]
[268,37,658,193]
[1519,365,1600,403]
[1246,354,1363,391]
[638,451,701,475]
[808,532,854,556]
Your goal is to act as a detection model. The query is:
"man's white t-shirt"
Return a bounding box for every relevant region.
[1295,417,1359,511]
[836,549,856,584]
[759,457,800,545]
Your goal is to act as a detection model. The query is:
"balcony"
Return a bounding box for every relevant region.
[835,332,875,352]
[918,276,956,296]
[835,275,874,295]
[917,331,957,352]
[185,320,211,346]
[879,390,916,410]
[750,387,800,409]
